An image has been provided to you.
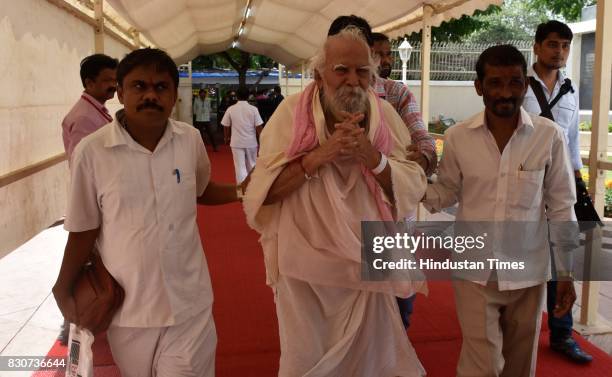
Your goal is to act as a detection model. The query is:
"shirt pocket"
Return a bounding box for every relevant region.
[512,169,545,210]
[171,172,197,225]
[554,98,577,128]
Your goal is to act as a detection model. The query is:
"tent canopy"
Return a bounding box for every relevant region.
[106,0,501,67]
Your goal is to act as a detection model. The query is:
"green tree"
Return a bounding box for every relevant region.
[402,0,596,44]
[529,0,597,22]
[405,5,499,43]
[467,0,548,43]
[191,49,276,88]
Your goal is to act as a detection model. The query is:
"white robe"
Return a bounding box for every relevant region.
[244,87,427,376]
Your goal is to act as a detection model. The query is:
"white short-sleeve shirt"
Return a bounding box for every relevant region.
[221,101,263,148]
[65,118,213,327]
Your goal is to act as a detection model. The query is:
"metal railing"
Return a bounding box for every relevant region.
[390,40,533,81]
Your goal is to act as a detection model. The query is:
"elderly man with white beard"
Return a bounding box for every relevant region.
[243,26,427,376]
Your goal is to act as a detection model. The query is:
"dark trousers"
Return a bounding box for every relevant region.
[396,295,416,329]
[195,121,217,149]
[547,280,573,342]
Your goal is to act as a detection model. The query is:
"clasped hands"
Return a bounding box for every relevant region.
[309,111,381,170]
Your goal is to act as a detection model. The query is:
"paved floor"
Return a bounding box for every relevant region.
[0,225,65,377]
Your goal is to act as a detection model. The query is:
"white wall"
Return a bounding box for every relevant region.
[0,0,130,257]
[279,78,483,123]
[405,81,483,123]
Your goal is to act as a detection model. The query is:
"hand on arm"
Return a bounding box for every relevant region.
[197,180,248,205]
[406,144,429,173]
[52,228,100,326]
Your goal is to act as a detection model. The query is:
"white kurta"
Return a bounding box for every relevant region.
[244,87,427,376]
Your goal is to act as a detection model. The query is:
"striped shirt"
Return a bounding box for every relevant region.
[374,77,437,175]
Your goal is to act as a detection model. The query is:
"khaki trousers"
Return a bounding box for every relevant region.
[453,280,545,377]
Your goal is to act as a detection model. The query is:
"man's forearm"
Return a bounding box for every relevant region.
[373,164,394,204]
[198,181,239,205]
[263,149,327,205]
[53,228,99,295]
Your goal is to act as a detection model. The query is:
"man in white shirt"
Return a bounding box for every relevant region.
[424,45,577,377]
[222,86,263,183]
[53,48,245,377]
[193,89,218,151]
[522,21,592,363]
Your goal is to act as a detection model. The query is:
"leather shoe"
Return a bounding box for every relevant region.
[550,337,593,363]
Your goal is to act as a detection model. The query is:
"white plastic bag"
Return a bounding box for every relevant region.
[65,323,94,377]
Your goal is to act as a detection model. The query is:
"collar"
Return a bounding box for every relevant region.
[81,92,112,122]
[373,76,386,98]
[81,92,109,113]
[104,109,184,149]
[469,108,535,132]
[528,64,566,87]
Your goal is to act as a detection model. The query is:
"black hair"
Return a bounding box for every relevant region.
[79,54,118,87]
[236,86,249,100]
[273,85,281,94]
[535,20,573,44]
[475,44,527,81]
[199,89,205,94]
[116,48,179,89]
[371,32,389,43]
[327,15,373,46]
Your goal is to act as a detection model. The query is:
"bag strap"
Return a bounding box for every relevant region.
[528,76,554,121]
[549,78,574,109]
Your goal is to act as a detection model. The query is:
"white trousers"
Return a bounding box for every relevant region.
[106,306,216,377]
[231,147,257,183]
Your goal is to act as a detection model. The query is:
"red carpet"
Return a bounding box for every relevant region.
[36,145,611,376]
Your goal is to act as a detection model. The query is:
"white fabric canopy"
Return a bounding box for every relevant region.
[106,0,502,67]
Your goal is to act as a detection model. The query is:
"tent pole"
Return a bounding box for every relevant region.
[94,0,104,53]
[581,0,612,330]
[416,4,433,221]
[420,4,433,128]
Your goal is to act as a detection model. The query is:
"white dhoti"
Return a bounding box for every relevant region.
[276,275,424,377]
[107,306,216,377]
[245,86,428,377]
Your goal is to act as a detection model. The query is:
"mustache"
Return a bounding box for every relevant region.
[137,101,164,112]
[493,98,518,106]
[325,85,369,115]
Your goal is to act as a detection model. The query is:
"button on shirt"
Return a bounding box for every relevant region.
[193,97,211,122]
[62,92,113,162]
[65,117,213,327]
[221,101,263,148]
[424,108,577,290]
[523,66,581,170]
